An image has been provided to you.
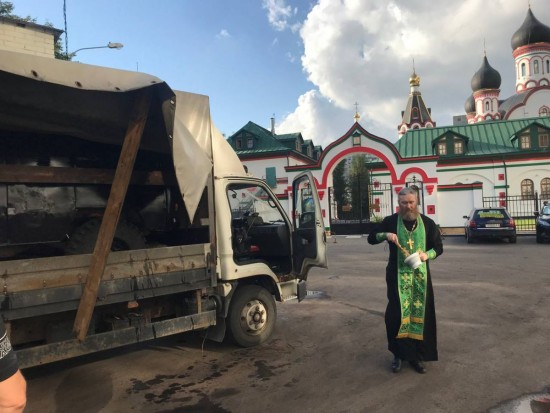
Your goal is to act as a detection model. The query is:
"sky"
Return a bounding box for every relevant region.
[10,0,550,148]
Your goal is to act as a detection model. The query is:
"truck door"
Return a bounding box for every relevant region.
[291,172,327,280]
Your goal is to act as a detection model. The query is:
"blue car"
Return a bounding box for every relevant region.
[463,207,517,244]
[535,203,550,244]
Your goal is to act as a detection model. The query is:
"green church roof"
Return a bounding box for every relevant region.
[395,116,550,158]
[227,121,321,160]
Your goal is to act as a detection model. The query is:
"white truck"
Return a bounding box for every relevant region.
[0,50,327,368]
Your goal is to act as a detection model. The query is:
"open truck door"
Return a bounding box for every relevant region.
[292,172,327,281]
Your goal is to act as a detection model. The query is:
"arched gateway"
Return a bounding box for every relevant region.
[284,122,438,234]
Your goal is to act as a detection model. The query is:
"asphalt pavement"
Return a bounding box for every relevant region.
[23,235,550,413]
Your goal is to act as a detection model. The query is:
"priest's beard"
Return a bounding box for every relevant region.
[400,209,419,221]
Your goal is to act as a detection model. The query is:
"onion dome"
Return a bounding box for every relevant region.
[471,56,501,91]
[409,71,420,87]
[511,7,550,50]
[465,94,475,113]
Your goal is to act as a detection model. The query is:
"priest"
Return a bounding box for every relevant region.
[367,187,443,374]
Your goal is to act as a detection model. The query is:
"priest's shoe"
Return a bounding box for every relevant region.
[391,357,402,373]
[409,360,427,374]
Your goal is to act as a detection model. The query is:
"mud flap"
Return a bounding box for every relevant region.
[297,280,307,302]
[201,316,226,342]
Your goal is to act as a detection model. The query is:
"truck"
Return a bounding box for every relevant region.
[0,49,328,368]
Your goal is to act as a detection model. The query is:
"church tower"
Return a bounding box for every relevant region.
[397,69,435,137]
[470,54,502,122]
[511,6,550,92]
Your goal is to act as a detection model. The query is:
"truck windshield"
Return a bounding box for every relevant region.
[227,183,285,224]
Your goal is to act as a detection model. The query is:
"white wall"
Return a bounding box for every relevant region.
[0,21,56,58]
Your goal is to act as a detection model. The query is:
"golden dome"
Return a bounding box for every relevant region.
[409,72,420,87]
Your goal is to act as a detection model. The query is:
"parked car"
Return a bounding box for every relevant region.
[463,207,517,243]
[535,203,550,244]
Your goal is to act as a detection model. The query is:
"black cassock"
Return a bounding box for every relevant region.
[367,213,443,362]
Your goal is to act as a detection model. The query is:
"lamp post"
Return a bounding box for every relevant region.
[68,42,124,59]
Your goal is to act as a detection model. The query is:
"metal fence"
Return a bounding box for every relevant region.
[482,193,549,231]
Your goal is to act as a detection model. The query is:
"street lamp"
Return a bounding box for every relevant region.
[68,42,124,58]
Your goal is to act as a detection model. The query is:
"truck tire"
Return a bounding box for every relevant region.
[65,219,147,255]
[227,285,276,347]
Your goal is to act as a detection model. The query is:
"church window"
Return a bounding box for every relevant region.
[485,101,490,111]
[454,139,464,155]
[538,130,549,148]
[412,108,419,119]
[437,141,447,155]
[546,59,550,73]
[247,137,254,149]
[541,178,550,199]
[534,60,539,75]
[521,179,534,200]
[520,134,531,149]
[540,107,549,117]
[521,63,526,77]
[236,138,242,149]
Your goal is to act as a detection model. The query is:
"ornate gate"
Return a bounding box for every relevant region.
[328,182,393,234]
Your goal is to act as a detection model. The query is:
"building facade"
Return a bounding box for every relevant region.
[0,16,62,58]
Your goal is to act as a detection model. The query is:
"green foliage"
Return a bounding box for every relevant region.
[349,154,370,220]
[332,160,348,217]
[0,1,35,22]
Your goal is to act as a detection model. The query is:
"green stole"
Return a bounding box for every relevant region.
[396,215,427,341]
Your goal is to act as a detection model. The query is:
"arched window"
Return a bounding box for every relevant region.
[521,62,526,77]
[412,107,419,119]
[540,107,549,117]
[521,179,534,199]
[541,178,550,199]
[485,101,490,111]
[546,59,550,73]
[534,60,539,74]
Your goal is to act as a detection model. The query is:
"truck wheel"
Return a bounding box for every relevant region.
[227,285,276,347]
[65,219,146,254]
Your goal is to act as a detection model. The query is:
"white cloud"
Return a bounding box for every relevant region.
[279,0,550,146]
[216,29,230,39]
[262,0,293,31]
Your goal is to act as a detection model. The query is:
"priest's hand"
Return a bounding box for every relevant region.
[419,252,428,262]
[386,233,398,244]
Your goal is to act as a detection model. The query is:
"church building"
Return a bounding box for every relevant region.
[227,5,550,234]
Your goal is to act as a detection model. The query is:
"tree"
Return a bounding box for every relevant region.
[0,1,68,60]
[332,160,348,219]
[349,154,370,222]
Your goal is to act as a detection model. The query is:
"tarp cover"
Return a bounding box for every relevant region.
[0,49,244,220]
